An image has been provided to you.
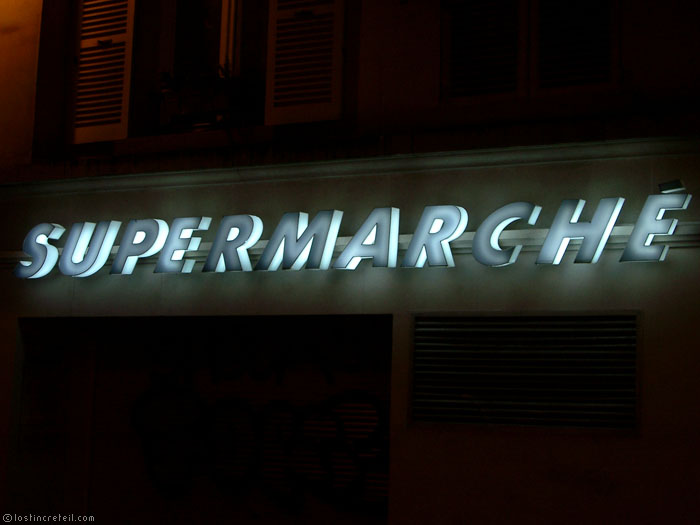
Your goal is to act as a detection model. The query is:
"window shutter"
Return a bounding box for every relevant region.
[265,0,344,125]
[412,315,637,428]
[72,0,135,144]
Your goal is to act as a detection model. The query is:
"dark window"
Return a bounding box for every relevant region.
[442,0,616,99]
[444,0,521,97]
[129,0,268,136]
[412,314,637,428]
[537,0,614,89]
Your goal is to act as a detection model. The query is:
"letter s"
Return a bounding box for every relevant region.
[14,223,65,279]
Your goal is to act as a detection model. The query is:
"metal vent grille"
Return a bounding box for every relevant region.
[412,315,637,428]
[80,0,129,40]
[74,42,126,128]
[447,0,519,97]
[272,10,334,108]
[538,0,613,88]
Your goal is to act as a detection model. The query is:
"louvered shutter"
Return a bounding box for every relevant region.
[412,315,637,428]
[72,0,135,144]
[265,0,344,125]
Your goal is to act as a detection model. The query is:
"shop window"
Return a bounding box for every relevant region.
[411,314,637,428]
[11,315,390,520]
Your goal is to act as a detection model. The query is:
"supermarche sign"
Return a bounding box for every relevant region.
[13,193,692,278]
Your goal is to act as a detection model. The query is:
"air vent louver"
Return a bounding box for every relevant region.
[412,315,637,428]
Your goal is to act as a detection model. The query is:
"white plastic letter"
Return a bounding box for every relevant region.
[621,194,692,262]
[111,219,169,274]
[14,223,65,279]
[333,208,400,270]
[537,198,624,264]
[402,205,467,268]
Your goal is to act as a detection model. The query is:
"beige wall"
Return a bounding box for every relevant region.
[1,139,699,521]
[0,0,42,167]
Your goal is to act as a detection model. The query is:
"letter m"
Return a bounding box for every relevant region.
[255,210,343,271]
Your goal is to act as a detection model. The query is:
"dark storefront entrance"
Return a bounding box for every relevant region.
[9,315,391,524]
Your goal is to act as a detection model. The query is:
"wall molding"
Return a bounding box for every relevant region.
[2,137,699,198]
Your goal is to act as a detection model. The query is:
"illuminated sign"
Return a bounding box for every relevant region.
[13,194,692,279]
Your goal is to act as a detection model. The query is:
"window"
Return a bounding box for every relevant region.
[442,0,617,100]
[33,0,346,149]
[411,314,637,428]
[128,0,261,137]
[536,0,615,89]
[443,0,524,98]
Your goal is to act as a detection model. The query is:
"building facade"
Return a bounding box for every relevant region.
[1,1,699,523]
